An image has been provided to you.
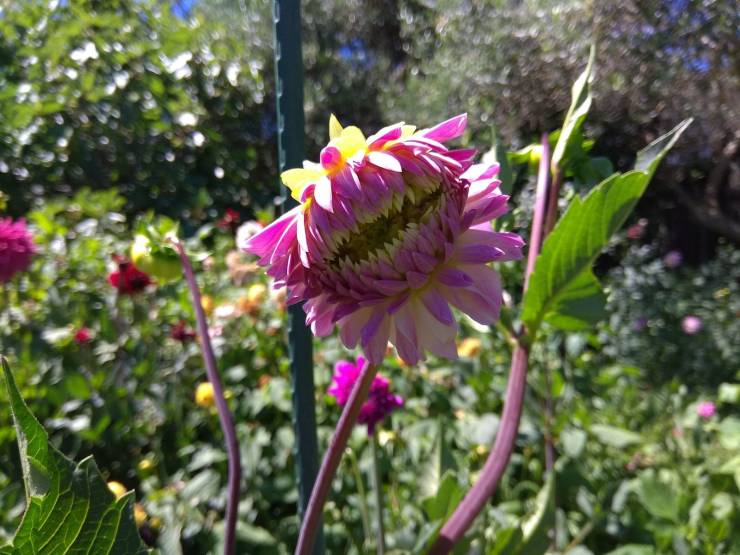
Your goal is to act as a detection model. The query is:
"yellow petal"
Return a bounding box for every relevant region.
[401,125,416,138]
[334,126,367,159]
[329,114,343,140]
[281,167,325,201]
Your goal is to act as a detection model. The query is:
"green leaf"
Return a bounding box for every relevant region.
[488,526,523,555]
[516,474,555,555]
[561,428,587,458]
[604,546,655,555]
[521,119,692,334]
[422,470,464,522]
[551,46,594,171]
[635,471,680,522]
[590,424,643,448]
[419,419,455,499]
[0,358,149,554]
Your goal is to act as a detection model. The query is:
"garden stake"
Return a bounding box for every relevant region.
[273,2,323,551]
[296,360,379,555]
[173,240,241,555]
[428,134,551,554]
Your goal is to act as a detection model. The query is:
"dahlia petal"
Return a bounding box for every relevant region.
[461,162,500,182]
[421,288,455,326]
[406,271,429,289]
[368,151,402,172]
[242,206,299,257]
[314,175,334,212]
[329,114,344,140]
[419,114,467,142]
[443,285,500,324]
[282,167,325,201]
[339,308,370,349]
[457,244,504,264]
[463,264,504,304]
[361,308,391,364]
[366,123,403,150]
[374,279,409,296]
[437,267,473,287]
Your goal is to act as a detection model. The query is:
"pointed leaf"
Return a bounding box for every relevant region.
[522,119,692,334]
[551,47,595,170]
[1,358,149,554]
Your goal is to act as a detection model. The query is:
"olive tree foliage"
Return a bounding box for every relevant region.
[382,0,739,245]
[0,0,277,220]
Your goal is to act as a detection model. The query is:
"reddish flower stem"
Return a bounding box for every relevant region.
[295,360,379,555]
[427,134,551,554]
[173,240,241,555]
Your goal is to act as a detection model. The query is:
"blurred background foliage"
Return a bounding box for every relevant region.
[0,0,738,553]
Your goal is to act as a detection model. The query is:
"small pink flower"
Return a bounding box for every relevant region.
[626,218,648,240]
[662,250,682,268]
[73,327,93,344]
[328,356,404,434]
[681,315,702,335]
[696,401,716,419]
[0,218,36,283]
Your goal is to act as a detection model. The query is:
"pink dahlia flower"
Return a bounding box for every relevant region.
[244,114,524,364]
[0,218,36,283]
[696,401,716,419]
[328,356,404,434]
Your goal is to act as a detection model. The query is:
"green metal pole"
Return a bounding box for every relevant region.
[272,1,324,552]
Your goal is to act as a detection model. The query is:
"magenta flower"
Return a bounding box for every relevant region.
[681,315,703,335]
[328,356,404,434]
[0,218,36,283]
[73,327,93,344]
[696,401,716,419]
[243,114,524,364]
[662,250,683,268]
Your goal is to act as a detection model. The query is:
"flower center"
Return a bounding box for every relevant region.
[327,182,444,267]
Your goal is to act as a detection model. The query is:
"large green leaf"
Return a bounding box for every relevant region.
[516,473,555,555]
[521,119,692,334]
[635,471,680,522]
[0,358,149,554]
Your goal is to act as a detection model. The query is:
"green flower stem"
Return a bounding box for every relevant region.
[172,239,241,555]
[295,360,379,555]
[370,432,386,555]
[347,447,372,549]
[427,134,551,554]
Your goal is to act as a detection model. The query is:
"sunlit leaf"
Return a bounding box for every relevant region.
[0,358,149,554]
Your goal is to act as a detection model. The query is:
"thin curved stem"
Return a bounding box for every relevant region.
[427,345,529,554]
[427,134,552,554]
[295,360,378,555]
[173,240,241,555]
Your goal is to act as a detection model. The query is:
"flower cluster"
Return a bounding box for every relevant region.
[108,255,153,295]
[244,114,523,364]
[0,218,36,283]
[328,356,403,434]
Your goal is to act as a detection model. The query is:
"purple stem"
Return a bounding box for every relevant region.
[173,240,241,555]
[427,134,551,554]
[525,134,551,289]
[295,360,379,555]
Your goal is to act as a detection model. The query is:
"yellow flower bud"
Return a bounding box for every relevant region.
[457,337,482,358]
[134,503,147,527]
[107,480,127,499]
[247,283,267,305]
[137,457,155,472]
[200,295,214,316]
[195,381,215,407]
